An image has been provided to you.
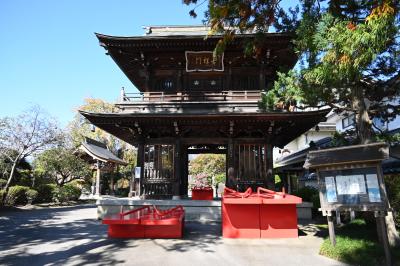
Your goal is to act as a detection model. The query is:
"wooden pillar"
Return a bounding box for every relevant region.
[259,62,265,91]
[181,146,188,196]
[110,166,115,196]
[336,210,342,225]
[173,138,182,196]
[266,144,274,189]
[378,164,400,247]
[327,214,336,246]
[136,140,145,196]
[281,172,288,192]
[350,210,355,221]
[226,65,232,90]
[176,70,182,92]
[95,160,101,196]
[375,211,392,266]
[227,138,235,173]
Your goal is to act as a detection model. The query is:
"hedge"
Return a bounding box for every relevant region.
[52,183,81,203]
[35,184,57,203]
[5,185,30,206]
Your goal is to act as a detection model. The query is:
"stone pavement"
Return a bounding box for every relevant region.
[0,205,347,266]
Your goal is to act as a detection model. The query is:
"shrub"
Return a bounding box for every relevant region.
[293,186,319,202]
[310,192,321,210]
[214,173,226,185]
[35,184,57,203]
[191,173,211,189]
[115,187,129,197]
[63,183,82,201]
[0,179,7,189]
[26,189,38,204]
[293,186,320,216]
[52,183,81,203]
[6,185,29,206]
[0,189,5,205]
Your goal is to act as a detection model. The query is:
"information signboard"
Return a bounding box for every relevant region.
[366,174,381,202]
[318,167,383,207]
[135,167,141,179]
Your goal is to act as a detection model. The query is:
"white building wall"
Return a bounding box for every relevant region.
[274,112,340,161]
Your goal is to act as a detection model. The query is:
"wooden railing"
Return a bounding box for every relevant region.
[120,90,262,103]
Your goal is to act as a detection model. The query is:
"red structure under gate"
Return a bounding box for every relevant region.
[222,187,302,238]
[191,187,214,200]
[103,205,185,238]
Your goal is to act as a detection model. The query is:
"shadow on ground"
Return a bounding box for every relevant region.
[0,206,223,266]
[150,221,222,253]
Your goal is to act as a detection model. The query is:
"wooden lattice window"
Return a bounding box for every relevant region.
[144,145,174,180]
[234,144,270,190]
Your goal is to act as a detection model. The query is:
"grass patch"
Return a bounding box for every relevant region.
[319,219,400,266]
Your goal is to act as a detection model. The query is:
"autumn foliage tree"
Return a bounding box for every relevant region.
[189,154,226,185]
[185,0,400,144]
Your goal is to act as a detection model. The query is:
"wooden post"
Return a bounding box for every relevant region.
[336,210,342,225]
[266,144,274,189]
[375,211,392,266]
[181,146,188,196]
[376,215,384,244]
[136,140,145,197]
[173,138,182,196]
[259,62,265,91]
[378,164,400,247]
[227,65,232,89]
[110,167,115,196]
[176,70,182,92]
[227,138,234,171]
[327,214,336,246]
[95,160,101,196]
[350,210,355,221]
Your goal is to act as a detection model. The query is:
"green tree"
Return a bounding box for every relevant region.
[0,151,32,186]
[185,0,400,245]
[34,147,91,187]
[0,106,62,204]
[185,0,400,144]
[189,154,226,185]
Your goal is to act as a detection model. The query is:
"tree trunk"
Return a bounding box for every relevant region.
[353,86,373,144]
[1,158,19,205]
[353,87,399,246]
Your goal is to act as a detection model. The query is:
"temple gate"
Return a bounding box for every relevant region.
[81,26,328,199]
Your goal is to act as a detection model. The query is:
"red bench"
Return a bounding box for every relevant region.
[222,187,302,238]
[103,205,185,238]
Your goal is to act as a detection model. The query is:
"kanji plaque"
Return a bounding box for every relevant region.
[185,51,224,72]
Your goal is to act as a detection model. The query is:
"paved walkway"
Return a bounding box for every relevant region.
[0,205,347,266]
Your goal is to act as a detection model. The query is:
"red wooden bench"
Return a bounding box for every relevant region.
[222,187,302,238]
[103,205,185,238]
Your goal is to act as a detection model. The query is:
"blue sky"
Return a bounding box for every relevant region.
[0,1,207,127]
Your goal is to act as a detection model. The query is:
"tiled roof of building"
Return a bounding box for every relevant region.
[80,137,127,165]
